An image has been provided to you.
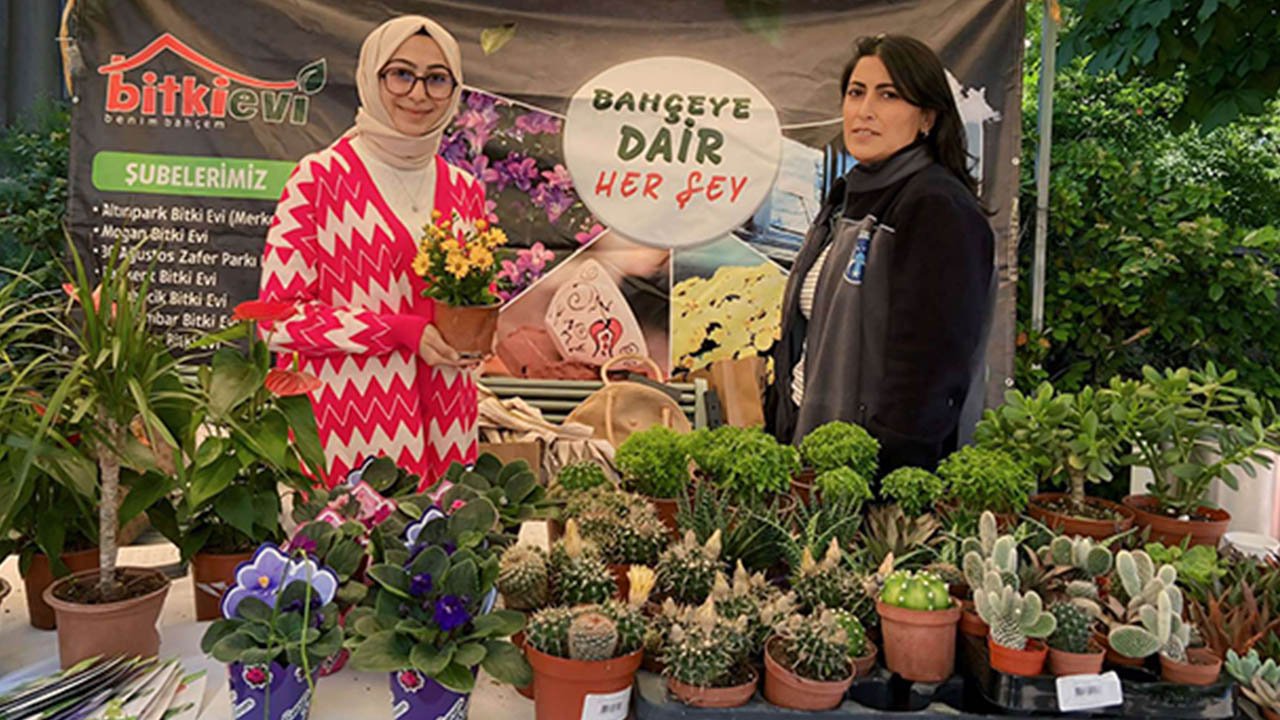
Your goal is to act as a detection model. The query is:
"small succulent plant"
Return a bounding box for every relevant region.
[656,529,723,605]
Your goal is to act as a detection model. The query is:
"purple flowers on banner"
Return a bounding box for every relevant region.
[496,242,556,301]
[220,544,339,620]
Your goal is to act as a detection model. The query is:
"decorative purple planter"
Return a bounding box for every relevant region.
[228,662,313,720]
[389,670,472,719]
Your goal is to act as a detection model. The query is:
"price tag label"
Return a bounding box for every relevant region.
[581,686,631,720]
[1056,671,1124,712]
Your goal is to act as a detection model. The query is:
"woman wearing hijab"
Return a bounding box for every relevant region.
[259,16,485,489]
[766,35,995,476]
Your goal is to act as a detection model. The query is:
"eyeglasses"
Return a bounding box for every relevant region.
[379,67,457,100]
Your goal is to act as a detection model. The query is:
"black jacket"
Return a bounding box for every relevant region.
[766,154,994,475]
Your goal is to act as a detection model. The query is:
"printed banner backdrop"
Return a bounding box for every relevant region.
[67,0,1023,405]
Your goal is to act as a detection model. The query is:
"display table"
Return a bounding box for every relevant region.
[0,546,535,719]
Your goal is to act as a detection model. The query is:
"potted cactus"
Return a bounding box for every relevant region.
[790,539,859,614]
[833,609,878,677]
[796,421,879,503]
[1047,602,1105,676]
[574,489,668,599]
[1226,650,1280,719]
[546,462,612,543]
[525,602,647,720]
[497,544,549,612]
[656,530,724,606]
[876,569,961,682]
[660,598,757,708]
[958,511,1017,638]
[763,608,856,710]
[549,520,617,606]
[1106,580,1221,685]
[972,571,1057,676]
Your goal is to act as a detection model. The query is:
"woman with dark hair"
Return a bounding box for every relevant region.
[766,34,995,475]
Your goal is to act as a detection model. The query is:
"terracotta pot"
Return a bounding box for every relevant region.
[192,550,254,621]
[546,519,564,546]
[667,667,758,708]
[1027,493,1137,540]
[1123,494,1231,548]
[853,642,879,678]
[526,645,642,720]
[44,567,170,668]
[989,636,1048,677]
[646,495,681,536]
[958,599,989,638]
[433,303,500,357]
[23,548,101,630]
[1103,636,1147,668]
[607,563,632,602]
[791,469,815,505]
[1160,648,1222,686]
[1048,644,1106,676]
[511,631,535,700]
[641,651,666,675]
[875,599,961,683]
[1263,708,1280,720]
[762,637,853,710]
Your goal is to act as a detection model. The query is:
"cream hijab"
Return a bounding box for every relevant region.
[345,16,463,169]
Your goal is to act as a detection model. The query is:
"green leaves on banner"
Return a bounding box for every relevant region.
[296,58,328,95]
[480,23,517,55]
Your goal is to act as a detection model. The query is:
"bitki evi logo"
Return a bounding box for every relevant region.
[98,33,326,129]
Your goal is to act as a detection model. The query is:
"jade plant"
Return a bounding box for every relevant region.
[974,383,1126,509]
[496,544,548,611]
[615,426,689,500]
[938,446,1035,517]
[526,601,646,661]
[880,467,946,517]
[548,520,616,606]
[1109,365,1280,516]
[771,608,854,682]
[656,530,724,605]
[973,572,1057,651]
[879,570,953,611]
[799,421,880,478]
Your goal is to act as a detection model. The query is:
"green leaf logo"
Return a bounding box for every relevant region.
[297,58,328,95]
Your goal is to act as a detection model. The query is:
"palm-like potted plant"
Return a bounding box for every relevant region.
[17,242,193,666]
[976,382,1136,538]
[1112,365,1280,547]
[149,299,326,620]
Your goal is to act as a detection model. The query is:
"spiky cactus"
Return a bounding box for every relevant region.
[832,609,868,658]
[656,530,723,605]
[598,600,647,655]
[1107,585,1190,661]
[549,520,616,606]
[792,539,856,612]
[569,611,619,661]
[711,562,782,655]
[577,492,668,566]
[556,462,610,494]
[1048,602,1096,654]
[497,544,548,611]
[660,598,753,689]
[973,572,1057,650]
[774,609,853,681]
[628,565,657,607]
[880,569,953,611]
[1049,536,1113,577]
[526,606,575,658]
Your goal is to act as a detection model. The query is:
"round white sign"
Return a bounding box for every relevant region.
[563,57,782,250]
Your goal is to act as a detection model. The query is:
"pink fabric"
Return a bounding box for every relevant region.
[259,136,483,489]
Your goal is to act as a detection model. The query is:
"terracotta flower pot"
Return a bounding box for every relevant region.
[989,636,1048,677]
[957,598,989,638]
[762,637,853,710]
[511,631,535,699]
[1263,708,1280,720]
[23,548,100,630]
[433,303,500,357]
[875,599,961,683]
[853,642,879,678]
[645,494,681,536]
[1123,494,1231,548]
[1160,648,1222,686]
[608,563,632,602]
[791,469,816,505]
[1027,492,1136,540]
[667,667,758,708]
[526,644,642,720]
[192,550,254,622]
[1102,635,1147,668]
[1048,644,1106,676]
[44,567,170,668]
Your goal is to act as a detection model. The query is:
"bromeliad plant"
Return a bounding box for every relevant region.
[200,545,343,686]
[346,499,532,693]
[151,299,326,562]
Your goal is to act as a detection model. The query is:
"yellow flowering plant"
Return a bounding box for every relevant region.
[412,209,508,307]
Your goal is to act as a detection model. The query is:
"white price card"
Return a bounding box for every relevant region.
[1056,670,1124,712]
[581,686,631,720]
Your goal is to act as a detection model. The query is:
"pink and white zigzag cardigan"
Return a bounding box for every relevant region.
[259,136,481,490]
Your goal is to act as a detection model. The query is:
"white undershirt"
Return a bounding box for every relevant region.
[350,135,438,237]
[791,243,834,406]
